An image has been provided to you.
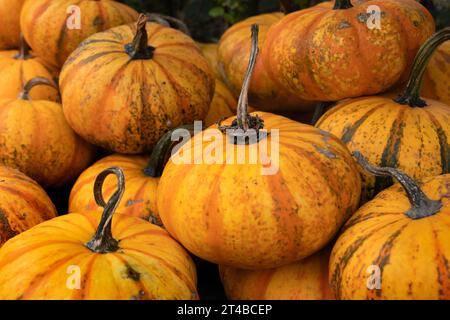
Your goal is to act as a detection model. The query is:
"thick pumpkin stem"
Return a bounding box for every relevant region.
[125,14,155,60]
[85,167,125,253]
[14,34,32,60]
[144,125,195,177]
[353,151,442,220]
[18,77,58,100]
[333,0,353,10]
[395,27,450,107]
[218,24,265,145]
[146,13,191,36]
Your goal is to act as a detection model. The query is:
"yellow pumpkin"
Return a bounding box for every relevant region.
[156,25,361,269]
[0,0,25,49]
[0,166,57,246]
[330,152,450,299]
[0,167,198,300]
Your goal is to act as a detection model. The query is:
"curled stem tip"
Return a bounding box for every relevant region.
[125,13,155,60]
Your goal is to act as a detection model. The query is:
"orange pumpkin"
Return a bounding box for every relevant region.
[20,0,138,69]
[0,0,25,49]
[0,77,96,187]
[263,0,435,101]
[421,40,450,105]
[316,28,450,201]
[220,249,335,300]
[60,14,215,154]
[218,12,316,113]
[205,79,237,127]
[156,25,361,269]
[330,153,450,299]
[198,42,221,79]
[0,36,59,101]
[0,167,198,300]
[0,166,57,246]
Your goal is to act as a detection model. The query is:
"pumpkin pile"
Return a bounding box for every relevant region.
[0,0,447,301]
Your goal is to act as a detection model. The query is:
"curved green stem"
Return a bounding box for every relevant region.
[125,13,155,60]
[353,151,442,220]
[333,0,353,10]
[18,77,58,100]
[395,27,450,107]
[85,167,125,253]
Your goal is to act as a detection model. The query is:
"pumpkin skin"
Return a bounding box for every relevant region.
[263,0,435,101]
[220,249,335,300]
[0,0,25,49]
[60,20,215,154]
[69,154,160,224]
[0,210,198,299]
[218,12,316,113]
[198,43,221,79]
[205,79,237,126]
[20,0,138,69]
[0,166,57,247]
[157,112,361,269]
[421,41,450,105]
[330,173,450,300]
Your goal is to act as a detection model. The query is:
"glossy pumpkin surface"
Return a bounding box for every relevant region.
[0,0,25,49]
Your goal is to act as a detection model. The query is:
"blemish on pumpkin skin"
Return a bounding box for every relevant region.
[124,264,141,281]
[338,21,351,29]
[125,199,144,207]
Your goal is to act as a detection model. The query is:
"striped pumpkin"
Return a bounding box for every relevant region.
[220,249,335,300]
[204,79,237,127]
[0,168,198,300]
[20,0,138,69]
[218,12,315,113]
[0,0,25,49]
[0,166,57,247]
[0,77,96,187]
[316,28,450,201]
[60,15,215,154]
[421,41,450,105]
[69,154,160,224]
[330,153,450,299]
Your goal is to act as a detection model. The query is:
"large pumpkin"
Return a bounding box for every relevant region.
[156,26,361,269]
[263,0,435,101]
[198,42,221,79]
[0,77,96,187]
[220,249,335,300]
[218,12,316,113]
[0,166,57,246]
[205,79,237,127]
[0,36,59,101]
[421,40,450,105]
[60,14,215,154]
[316,28,450,201]
[0,168,198,300]
[0,0,25,49]
[20,0,138,69]
[330,153,450,299]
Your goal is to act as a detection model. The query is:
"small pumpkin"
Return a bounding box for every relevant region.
[330,152,450,300]
[218,12,316,113]
[220,249,335,300]
[316,28,450,201]
[263,0,435,101]
[0,0,25,49]
[20,0,138,69]
[0,167,198,300]
[198,42,221,79]
[0,166,57,246]
[421,40,450,105]
[156,25,361,269]
[0,77,96,187]
[60,14,215,154]
[0,36,59,101]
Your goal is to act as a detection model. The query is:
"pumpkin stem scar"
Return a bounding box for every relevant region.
[125,13,155,60]
[218,24,265,145]
[14,34,33,60]
[353,151,442,220]
[144,124,195,178]
[17,77,58,101]
[85,167,125,253]
[395,27,450,108]
[333,0,353,10]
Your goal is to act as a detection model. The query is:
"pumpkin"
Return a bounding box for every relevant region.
[316,28,450,202]
[421,40,450,105]
[330,152,450,299]
[220,249,335,300]
[0,77,96,187]
[20,0,138,69]
[263,0,435,101]
[60,14,215,154]
[205,79,238,127]
[198,42,221,79]
[156,25,361,269]
[0,166,57,247]
[0,36,59,101]
[0,0,25,49]
[218,12,316,113]
[0,167,198,300]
